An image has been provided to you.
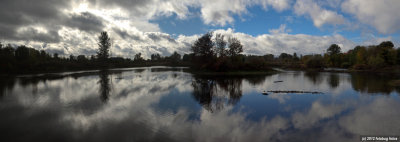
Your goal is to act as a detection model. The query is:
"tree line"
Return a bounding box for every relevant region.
[187,32,399,71]
[275,41,398,70]
[323,41,398,70]
[0,32,188,73]
[1,31,399,73]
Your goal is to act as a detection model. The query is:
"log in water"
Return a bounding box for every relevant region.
[267,90,324,94]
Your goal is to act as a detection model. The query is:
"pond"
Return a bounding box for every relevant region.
[0,67,399,142]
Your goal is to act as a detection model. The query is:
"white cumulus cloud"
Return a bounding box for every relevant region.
[294,0,346,28]
[341,0,400,34]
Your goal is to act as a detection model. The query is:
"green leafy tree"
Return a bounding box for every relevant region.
[191,32,214,58]
[15,45,30,61]
[151,53,161,61]
[53,53,59,59]
[327,44,341,55]
[69,55,75,61]
[355,46,367,65]
[378,41,394,49]
[170,51,181,63]
[367,56,384,68]
[293,52,299,61]
[278,53,293,62]
[396,48,400,65]
[215,33,227,57]
[77,55,87,62]
[191,32,215,68]
[134,53,144,62]
[387,49,397,65]
[182,53,193,62]
[305,55,325,68]
[2,44,15,58]
[327,44,342,67]
[263,54,274,61]
[227,37,243,57]
[377,41,395,65]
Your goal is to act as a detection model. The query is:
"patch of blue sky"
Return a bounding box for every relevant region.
[151,5,399,47]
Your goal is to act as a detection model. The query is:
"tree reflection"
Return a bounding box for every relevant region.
[350,73,395,94]
[0,77,16,98]
[191,76,244,112]
[243,76,266,86]
[216,78,242,105]
[328,73,340,88]
[304,72,323,85]
[134,68,146,73]
[98,70,112,102]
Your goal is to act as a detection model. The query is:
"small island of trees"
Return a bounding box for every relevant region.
[0,31,399,74]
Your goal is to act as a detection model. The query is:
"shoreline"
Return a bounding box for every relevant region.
[3,65,400,77]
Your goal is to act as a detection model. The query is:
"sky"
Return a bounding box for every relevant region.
[0,0,400,59]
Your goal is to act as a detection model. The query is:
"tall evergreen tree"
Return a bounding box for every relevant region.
[97,31,111,61]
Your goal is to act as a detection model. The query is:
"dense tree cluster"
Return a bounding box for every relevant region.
[190,32,268,71]
[189,32,399,71]
[323,41,398,70]
[269,41,399,70]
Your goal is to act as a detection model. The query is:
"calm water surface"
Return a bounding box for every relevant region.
[1,67,399,142]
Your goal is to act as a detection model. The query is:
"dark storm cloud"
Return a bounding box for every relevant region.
[0,0,71,25]
[147,33,162,41]
[17,28,62,43]
[147,33,177,43]
[67,12,105,33]
[0,0,106,43]
[112,28,143,41]
[113,28,129,39]
[0,0,72,42]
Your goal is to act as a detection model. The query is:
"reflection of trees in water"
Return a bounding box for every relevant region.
[134,68,146,73]
[191,76,245,112]
[98,70,112,102]
[150,68,182,72]
[350,73,398,94]
[292,71,301,78]
[328,74,340,88]
[192,78,215,111]
[243,76,266,86]
[216,78,242,105]
[0,77,16,98]
[3,76,61,97]
[304,72,323,85]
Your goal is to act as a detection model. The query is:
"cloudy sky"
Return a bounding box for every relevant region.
[1,0,399,58]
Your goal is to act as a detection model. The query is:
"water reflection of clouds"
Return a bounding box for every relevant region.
[339,97,400,135]
[267,93,291,104]
[292,100,350,129]
[1,68,400,142]
[242,72,356,100]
